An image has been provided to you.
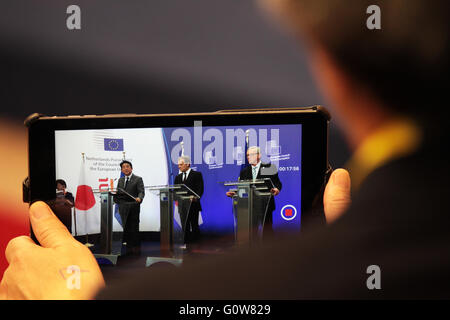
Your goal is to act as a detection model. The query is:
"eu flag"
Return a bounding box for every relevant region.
[104,138,124,151]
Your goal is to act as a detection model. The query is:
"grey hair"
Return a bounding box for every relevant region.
[178,155,191,164]
[247,146,261,154]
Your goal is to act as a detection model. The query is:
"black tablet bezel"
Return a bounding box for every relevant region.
[26,106,330,227]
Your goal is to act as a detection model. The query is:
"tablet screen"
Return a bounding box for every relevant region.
[54,123,302,237]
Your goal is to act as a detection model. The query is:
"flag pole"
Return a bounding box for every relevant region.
[81,152,94,248]
[73,206,77,237]
[73,154,79,238]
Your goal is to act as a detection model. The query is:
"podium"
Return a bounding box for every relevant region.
[146,184,200,267]
[224,179,273,245]
[93,190,120,265]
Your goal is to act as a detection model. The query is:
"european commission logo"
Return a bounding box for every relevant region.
[280,204,297,221]
[104,138,124,151]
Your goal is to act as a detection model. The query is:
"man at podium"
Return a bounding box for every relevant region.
[226,146,282,236]
[174,155,204,247]
[113,160,145,255]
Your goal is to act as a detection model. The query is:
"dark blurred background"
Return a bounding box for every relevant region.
[0,0,350,166]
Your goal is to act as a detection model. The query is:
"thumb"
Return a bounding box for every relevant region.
[323,168,351,224]
[29,201,75,248]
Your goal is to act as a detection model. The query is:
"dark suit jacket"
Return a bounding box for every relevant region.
[114,174,145,204]
[239,162,282,213]
[98,133,450,299]
[174,169,204,212]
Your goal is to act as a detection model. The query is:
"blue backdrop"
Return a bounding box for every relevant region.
[162,124,302,234]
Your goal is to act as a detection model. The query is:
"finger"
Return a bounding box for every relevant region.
[323,168,351,223]
[4,235,39,264]
[29,201,75,248]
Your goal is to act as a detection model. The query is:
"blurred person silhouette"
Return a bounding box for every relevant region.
[1,0,450,299]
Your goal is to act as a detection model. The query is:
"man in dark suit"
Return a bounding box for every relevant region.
[174,155,204,247]
[113,160,145,255]
[226,146,282,237]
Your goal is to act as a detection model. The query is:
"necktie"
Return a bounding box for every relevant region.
[252,166,258,180]
[124,177,129,189]
[183,172,186,182]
